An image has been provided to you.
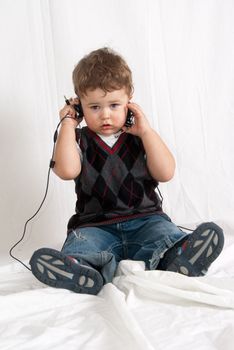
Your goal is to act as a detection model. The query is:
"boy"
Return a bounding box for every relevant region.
[30,48,224,294]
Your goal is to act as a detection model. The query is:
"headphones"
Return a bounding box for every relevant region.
[64,96,84,121]
[65,96,134,127]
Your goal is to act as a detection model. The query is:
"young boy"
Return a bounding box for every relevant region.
[30,47,224,294]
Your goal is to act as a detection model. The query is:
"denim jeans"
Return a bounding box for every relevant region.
[61,213,187,284]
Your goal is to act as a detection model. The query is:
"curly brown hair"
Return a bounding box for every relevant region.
[72,47,134,97]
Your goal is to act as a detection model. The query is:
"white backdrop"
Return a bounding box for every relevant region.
[0,0,234,264]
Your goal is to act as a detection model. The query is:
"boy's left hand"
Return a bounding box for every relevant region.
[122,102,152,138]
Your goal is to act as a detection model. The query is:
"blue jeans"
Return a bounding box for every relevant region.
[61,213,187,284]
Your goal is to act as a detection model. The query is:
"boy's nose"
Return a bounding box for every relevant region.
[100,108,110,120]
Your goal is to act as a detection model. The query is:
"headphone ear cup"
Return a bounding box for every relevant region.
[80,104,84,118]
[124,109,134,127]
[74,103,84,119]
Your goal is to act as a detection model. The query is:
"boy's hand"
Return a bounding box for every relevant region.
[59,97,81,128]
[122,102,152,138]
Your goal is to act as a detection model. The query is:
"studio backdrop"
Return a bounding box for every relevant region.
[0,0,234,263]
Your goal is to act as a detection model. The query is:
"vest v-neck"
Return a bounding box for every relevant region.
[88,129,127,154]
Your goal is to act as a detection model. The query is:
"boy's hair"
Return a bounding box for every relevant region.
[72,47,134,97]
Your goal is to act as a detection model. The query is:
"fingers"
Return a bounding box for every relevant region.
[59,105,76,119]
[60,97,80,119]
[124,101,151,137]
[67,97,80,106]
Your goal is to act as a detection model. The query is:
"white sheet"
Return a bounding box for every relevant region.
[1,220,234,350]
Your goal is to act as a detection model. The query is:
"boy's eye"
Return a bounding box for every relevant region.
[111,104,120,109]
[90,105,99,110]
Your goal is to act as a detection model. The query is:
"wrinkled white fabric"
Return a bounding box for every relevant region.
[1,225,234,350]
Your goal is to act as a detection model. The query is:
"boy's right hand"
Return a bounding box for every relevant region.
[59,97,81,128]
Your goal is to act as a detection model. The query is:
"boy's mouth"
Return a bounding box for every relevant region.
[101,124,112,129]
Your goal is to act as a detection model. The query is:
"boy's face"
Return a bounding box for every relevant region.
[80,88,130,135]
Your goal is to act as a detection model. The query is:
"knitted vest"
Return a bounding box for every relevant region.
[67,127,162,230]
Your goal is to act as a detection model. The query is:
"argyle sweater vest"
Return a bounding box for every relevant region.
[67,127,163,230]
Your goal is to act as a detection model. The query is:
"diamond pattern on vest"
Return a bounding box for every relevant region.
[118,173,144,207]
[92,174,117,210]
[68,127,162,228]
[144,179,159,202]
[118,136,139,171]
[86,139,107,172]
